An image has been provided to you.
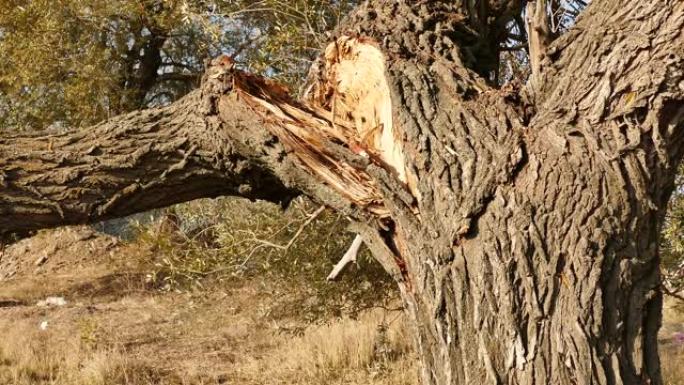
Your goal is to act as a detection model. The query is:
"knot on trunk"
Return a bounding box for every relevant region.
[200,55,239,116]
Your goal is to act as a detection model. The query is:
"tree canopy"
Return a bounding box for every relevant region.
[0,0,357,131]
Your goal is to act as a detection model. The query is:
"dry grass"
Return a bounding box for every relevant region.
[662,298,684,385]
[664,348,684,385]
[0,321,152,385]
[3,305,683,385]
[3,290,682,385]
[0,214,412,385]
[238,310,417,385]
[0,303,415,385]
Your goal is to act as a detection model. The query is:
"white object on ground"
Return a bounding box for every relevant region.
[37,296,67,307]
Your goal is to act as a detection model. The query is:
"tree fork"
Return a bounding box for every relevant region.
[1,1,684,385]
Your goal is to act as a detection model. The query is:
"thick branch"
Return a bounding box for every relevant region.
[532,0,684,203]
[0,51,400,234]
[525,0,554,89]
[0,91,298,234]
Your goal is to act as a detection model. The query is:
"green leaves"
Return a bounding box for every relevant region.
[0,0,357,132]
[663,166,684,294]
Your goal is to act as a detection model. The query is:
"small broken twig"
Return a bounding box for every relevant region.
[238,205,326,269]
[662,284,684,303]
[327,234,364,281]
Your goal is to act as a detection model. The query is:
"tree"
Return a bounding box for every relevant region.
[0,0,357,131]
[1,1,683,384]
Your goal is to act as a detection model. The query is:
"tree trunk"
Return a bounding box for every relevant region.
[356,2,683,384]
[1,1,683,384]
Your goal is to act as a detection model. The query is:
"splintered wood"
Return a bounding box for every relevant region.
[231,36,416,216]
[322,37,409,185]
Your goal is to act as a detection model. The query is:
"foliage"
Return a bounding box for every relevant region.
[216,0,358,87]
[662,165,684,295]
[0,0,357,131]
[134,197,397,321]
[1,0,193,129]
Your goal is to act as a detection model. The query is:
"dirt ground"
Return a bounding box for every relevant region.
[0,226,683,384]
[0,226,415,385]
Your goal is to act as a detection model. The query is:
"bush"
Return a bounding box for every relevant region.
[133,196,398,321]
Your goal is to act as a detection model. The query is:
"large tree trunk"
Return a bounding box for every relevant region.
[1,1,683,384]
[323,3,683,384]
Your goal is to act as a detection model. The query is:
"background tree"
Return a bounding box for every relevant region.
[0,0,357,131]
[662,166,684,297]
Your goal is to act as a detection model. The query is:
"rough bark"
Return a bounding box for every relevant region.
[525,0,554,90]
[1,1,683,385]
[350,2,682,385]
[0,91,299,233]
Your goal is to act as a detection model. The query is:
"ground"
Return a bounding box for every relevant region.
[0,224,682,385]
